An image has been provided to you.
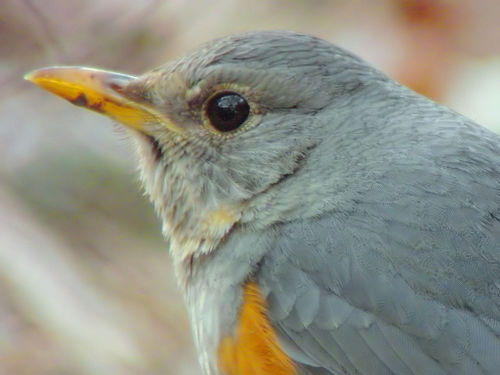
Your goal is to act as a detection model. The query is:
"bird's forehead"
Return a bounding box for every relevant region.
[165,31,347,82]
[186,32,311,68]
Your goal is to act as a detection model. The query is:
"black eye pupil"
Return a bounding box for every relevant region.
[206,92,250,132]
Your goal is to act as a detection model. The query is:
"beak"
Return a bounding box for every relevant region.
[25,66,165,134]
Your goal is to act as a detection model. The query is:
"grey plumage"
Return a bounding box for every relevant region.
[235,33,500,375]
[28,30,500,375]
[179,31,500,374]
[157,31,500,374]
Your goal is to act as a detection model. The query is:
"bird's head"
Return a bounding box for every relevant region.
[26,31,380,265]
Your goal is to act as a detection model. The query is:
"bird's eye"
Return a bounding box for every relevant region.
[205,92,250,132]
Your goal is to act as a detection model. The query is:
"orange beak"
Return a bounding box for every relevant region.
[24,66,163,133]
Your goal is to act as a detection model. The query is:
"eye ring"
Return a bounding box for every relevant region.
[204,91,250,133]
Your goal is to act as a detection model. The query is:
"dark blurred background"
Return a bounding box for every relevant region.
[1,1,499,374]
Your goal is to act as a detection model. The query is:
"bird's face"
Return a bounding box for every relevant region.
[26,32,366,265]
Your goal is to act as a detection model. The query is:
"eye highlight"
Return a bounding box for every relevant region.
[205,91,250,132]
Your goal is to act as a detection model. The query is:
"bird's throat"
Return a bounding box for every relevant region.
[133,133,242,269]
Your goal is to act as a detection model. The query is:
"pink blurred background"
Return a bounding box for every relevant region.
[1,1,499,374]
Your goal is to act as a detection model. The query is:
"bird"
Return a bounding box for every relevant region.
[26,31,500,375]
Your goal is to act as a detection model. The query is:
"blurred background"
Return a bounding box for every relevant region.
[1,0,499,374]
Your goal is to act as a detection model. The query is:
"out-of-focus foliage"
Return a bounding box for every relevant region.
[1,0,499,374]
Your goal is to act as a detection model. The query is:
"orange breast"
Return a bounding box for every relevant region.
[217,281,296,375]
